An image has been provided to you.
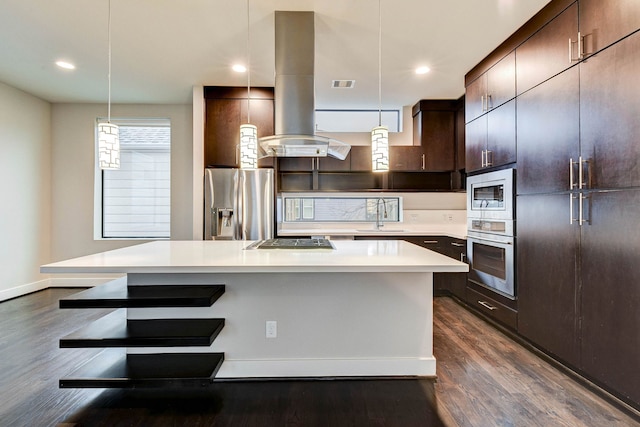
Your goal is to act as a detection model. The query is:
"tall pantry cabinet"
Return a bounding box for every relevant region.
[466,0,640,409]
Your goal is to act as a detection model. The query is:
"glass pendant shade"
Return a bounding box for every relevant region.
[240,123,258,169]
[371,125,389,172]
[98,122,120,170]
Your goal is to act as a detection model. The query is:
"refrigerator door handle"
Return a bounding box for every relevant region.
[204,170,216,240]
[234,171,243,240]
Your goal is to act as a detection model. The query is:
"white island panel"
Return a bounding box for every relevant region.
[42,240,468,379]
[126,271,435,377]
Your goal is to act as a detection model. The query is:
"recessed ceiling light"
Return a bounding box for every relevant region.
[415,66,431,75]
[232,64,247,73]
[56,60,76,70]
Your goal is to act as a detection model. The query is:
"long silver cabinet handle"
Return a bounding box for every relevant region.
[579,156,590,189]
[578,156,584,189]
[578,32,583,60]
[423,240,439,244]
[481,95,486,112]
[579,193,590,226]
[421,154,425,170]
[579,192,584,225]
[451,242,465,247]
[460,253,466,262]
[481,150,486,168]
[570,194,577,225]
[569,37,573,64]
[478,300,497,311]
[569,32,584,62]
[485,150,493,167]
[569,158,576,189]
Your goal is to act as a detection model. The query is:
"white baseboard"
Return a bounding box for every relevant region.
[215,357,437,378]
[0,279,51,302]
[0,275,123,302]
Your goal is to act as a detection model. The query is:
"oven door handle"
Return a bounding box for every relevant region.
[468,235,513,245]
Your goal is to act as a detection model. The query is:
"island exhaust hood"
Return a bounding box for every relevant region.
[259,11,351,160]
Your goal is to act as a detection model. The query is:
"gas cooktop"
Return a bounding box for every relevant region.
[249,238,335,250]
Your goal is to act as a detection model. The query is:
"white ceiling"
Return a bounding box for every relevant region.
[0,0,551,109]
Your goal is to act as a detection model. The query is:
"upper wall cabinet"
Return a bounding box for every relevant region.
[204,87,275,168]
[412,100,457,172]
[465,51,516,123]
[579,0,640,58]
[466,100,516,173]
[580,30,640,190]
[516,2,578,95]
[516,67,579,195]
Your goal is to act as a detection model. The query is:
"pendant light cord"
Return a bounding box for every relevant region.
[107,0,113,123]
[377,0,382,126]
[246,0,251,124]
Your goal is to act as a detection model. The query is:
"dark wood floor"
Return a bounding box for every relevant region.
[0,289,638,426]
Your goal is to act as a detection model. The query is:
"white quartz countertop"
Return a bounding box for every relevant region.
[41,240,469,274]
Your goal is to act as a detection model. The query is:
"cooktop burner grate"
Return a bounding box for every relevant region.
[253,238,335,250]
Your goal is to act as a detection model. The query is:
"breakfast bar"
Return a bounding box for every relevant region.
[42,239,468,386]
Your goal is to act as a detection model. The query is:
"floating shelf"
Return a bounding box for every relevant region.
[60,278,225,309]
[60,309,225,348]
[59,349,225,388]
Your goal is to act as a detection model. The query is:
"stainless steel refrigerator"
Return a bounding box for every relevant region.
[204,168,274,240]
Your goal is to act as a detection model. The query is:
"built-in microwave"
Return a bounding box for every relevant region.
[467,168,515,237]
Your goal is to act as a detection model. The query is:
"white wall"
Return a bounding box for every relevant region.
[0,82,52,300]
[50,103,193,263]
[317,105,414,146]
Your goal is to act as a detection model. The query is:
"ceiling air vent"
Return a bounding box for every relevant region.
[331,80,355,89]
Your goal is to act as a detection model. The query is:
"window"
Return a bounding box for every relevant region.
[96,118,171,239]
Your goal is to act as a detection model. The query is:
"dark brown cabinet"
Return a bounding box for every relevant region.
[204,87,274,168]
[411,101,457,172]
[580,189,640,406]
[455,98,465,171]
[580,31,640,190]
[465,99,516,173]
[516,193,581,367]
[465,51,516,123]
[389,146,424,171]
[404,236,467,299]
[349,146,373,172]
[516,2,578,95]
[516,67,579,194]
[580,0,640,57]
[467,0,640,410]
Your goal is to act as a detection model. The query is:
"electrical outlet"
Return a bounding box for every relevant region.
[266,321,277,338]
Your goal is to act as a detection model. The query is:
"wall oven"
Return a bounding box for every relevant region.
[466,169,516,299]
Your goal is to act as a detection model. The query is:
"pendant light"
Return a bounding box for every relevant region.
[371,0,389,172]
[239,0,258,169]
[98,0,120,170]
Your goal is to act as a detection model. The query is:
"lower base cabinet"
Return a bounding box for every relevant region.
[403,236,467,300]
[465,285,517,330]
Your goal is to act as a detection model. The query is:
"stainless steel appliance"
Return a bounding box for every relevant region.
[204,168,274,240]
[466,169,516,299]
[247,238,335,250]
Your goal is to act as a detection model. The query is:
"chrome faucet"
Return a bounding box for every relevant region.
[375,198,388,230]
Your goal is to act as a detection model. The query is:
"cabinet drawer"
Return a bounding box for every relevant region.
[466,287,517,330]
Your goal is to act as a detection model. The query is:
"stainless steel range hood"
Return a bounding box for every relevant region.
[259,11,351,160]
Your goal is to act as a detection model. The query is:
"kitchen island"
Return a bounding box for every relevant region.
[42,240,467,385]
